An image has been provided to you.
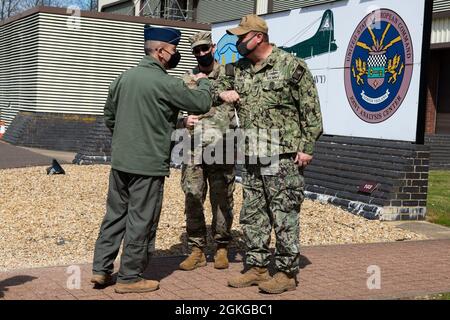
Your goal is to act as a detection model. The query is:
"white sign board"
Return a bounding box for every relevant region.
[212,0,428,142]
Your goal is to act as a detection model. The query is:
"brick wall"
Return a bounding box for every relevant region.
[425,134,450,169]
[382,150,430,220]
[304,136,430,221]
[3,112,97,152]
[73,117,112,165]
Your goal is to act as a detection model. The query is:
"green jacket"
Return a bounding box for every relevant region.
[104,55,212,176]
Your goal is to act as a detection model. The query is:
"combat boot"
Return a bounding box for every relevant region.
[115,279,159,294]
[90,273,115,287]
[214,245,229,269]
[228,266,271,288]
[179,246,207,271]
[258,271,297,294]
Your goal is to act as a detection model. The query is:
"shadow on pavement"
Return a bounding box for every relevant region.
[142,228,312,282]
[0,275,38,298]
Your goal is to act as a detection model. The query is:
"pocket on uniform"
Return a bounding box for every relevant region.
[261,80,291,107]
[284,164,304,189]
[279,160,305,202]
[262,80,285,92]
[234,81,251,95]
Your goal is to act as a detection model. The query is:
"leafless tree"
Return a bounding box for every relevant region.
[1,0,99,21]
[1,0,21,20]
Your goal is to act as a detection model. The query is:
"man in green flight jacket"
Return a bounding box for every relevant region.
[91,25,212,294]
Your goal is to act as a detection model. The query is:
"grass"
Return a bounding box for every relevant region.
[408,292,450,300]
[426,171,450,227]
[434,293,450,300]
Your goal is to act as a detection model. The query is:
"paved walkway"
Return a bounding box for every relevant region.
[1,239,449,300]
[0,141,74,169]
[390,221,450,240]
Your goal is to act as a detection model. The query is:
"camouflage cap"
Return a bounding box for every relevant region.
[189,31,213,50]
[226,14,268,36]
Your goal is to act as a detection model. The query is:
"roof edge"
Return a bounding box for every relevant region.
[0,5,211,30]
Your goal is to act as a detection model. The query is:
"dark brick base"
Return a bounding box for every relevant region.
[425,134,450,169]
[304,135,430,221]
[73,117,112,165]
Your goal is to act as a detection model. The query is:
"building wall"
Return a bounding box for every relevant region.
[194,0,340,23]
[425,51,439,134]
[0,13,40,127]
[0,7,209,127]
[99,0,141,15]
[195,0,254,24]
[434,0,450,12]
[99,0,450,24]
[98,0,123,11]
[432,15,450,45]
[428,5,450,135]
[102,0,135,15]
[436,49,450,134]
[272,0,338,13]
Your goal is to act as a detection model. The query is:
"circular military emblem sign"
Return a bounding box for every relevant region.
[344,9,413,123]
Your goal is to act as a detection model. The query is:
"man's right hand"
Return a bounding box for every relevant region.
[219,90,240,104]
[184,115,200,129]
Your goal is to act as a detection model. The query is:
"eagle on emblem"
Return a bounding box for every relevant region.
[351,23,405,90]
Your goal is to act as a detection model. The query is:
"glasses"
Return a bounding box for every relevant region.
[193,44,211,55]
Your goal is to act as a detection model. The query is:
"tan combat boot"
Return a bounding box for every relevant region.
[114,279,160,294]
[179,246,207,271]
[228,266,271,288]
[258,271,297,294]
[90,273,115,287]
[214,245,229,269]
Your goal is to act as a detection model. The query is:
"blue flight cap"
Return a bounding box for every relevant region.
[144,25,181,45]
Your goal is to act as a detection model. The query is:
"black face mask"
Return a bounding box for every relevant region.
[236,33,258,57]
[164,50,181,69]
[196,52,214,67]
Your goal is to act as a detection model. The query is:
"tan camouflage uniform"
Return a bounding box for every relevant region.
[180,60,236,250]
[215,45,323,275]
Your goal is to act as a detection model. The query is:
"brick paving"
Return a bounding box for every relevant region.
[1,239,450,300]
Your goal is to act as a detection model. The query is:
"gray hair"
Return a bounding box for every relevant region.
[144,40,164,56]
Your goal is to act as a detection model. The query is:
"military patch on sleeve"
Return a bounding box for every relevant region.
[290,65,305,84]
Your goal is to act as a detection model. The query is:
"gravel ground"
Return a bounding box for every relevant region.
[0,165,426,271]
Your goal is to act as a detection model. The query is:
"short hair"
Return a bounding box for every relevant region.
[144,40,163,56]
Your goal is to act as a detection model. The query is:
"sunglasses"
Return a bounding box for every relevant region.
[193,44,211,55]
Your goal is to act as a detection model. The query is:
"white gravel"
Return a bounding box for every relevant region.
[0,165,426,271]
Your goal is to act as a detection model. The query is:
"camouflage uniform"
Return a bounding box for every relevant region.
[180,61,236,249]
[215,45,323,275]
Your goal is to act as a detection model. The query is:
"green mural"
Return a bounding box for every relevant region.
[280,9,337,60]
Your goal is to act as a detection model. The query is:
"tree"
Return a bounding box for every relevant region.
[1,0,99,21]
[1,0,21,20]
